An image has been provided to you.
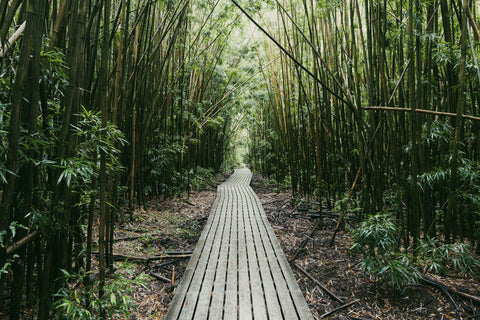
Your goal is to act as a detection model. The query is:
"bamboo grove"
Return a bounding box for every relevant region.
[247,0,480,253]
[0,0,250,318]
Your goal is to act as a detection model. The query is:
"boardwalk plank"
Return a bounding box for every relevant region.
[193,188,229,320]
[208,187,233,320]
[224,186,239,319]
[237,188,252,320]
[242,186,268,320]
[254,195,314,320]
[245,185,283,319]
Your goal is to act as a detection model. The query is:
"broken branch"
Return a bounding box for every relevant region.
[294,263,344,304]
[321,299,359,319]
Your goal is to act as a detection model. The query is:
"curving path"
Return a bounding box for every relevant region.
[165,168,314,320]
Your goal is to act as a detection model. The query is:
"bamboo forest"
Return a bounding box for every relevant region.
[1,0,480,319]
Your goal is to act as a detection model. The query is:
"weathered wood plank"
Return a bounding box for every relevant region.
[237,188,252,320]
[242,185,268,320]
[254,194,314,320]
[244,184,283,319]
[249,189,300,319]
[208,187,233,320]
[224,186,239,319]
[193,187,230,320]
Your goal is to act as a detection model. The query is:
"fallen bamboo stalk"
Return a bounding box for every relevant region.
[114,232,162,242]
[149,271,171,283]
[92,252,192,262]
[416,273,480,310]
[294,263,344,304]
[321,299,359,318]
[6,230,39,255]
[362,106,480,122]
[155,260,175,268]
[289,219,322,263]
[166,251,194,255]
[0,21,26,58]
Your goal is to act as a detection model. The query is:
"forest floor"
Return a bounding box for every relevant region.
[115,173,480,320]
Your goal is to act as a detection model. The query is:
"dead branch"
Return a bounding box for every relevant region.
[161,254,192,259]
[0,21,26,58]
[362,106,480,122]
[149,271,171,283]
[183,199,196,206]
[114,233,162,242]
[450,288,480,305]
[165,251,194,255]
[419,274,460,311]
[418,273,480,310]
[6,230,39,255]
[92,252,192,262]
[294,263,344,304]
[289,218,322,263]
[321,299,359,318]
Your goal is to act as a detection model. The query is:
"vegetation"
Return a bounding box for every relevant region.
[245,0,480,253]
[0,0,248,318]
[351,212,479,292]
[0,0,479,317]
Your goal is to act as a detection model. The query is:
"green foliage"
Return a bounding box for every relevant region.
[53,263,148,320]
[0,222,28,279]
[40,50,69,98]
[57,106,126,189]
[352,213,480,292]
[351,212,420,291]
[416,237,480,276]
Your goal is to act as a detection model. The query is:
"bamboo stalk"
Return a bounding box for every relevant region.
[362,106,480,122]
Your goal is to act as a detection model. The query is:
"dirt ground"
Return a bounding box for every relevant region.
[120,173,480,320]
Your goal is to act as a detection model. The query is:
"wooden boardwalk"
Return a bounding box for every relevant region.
[165,168,314,320]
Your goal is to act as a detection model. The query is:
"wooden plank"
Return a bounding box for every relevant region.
[248,188,298,319]
[244,185,283,320]
[224,186,239,319]
[193,187,230,320]
[242,185,268,320]
[208,186,233,320]
[253,194,314,320]
[237,187,252,320]
[176,190,228,319]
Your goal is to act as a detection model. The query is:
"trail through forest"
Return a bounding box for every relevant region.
[2,0,480,318]
[92,173,480,319]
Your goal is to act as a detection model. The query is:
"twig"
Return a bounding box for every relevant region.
[6,230,39,255]
[183,199,196,206]
[92,252,192,262]
[149,271,171,283]
[155,260,175,268]
[114,232,164,242]
[289,218,322,263]
[321,299,359,318]
[362,106,480,122]
[166,251,194,255]
[419,273,460,311]
[294,263,344,304]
